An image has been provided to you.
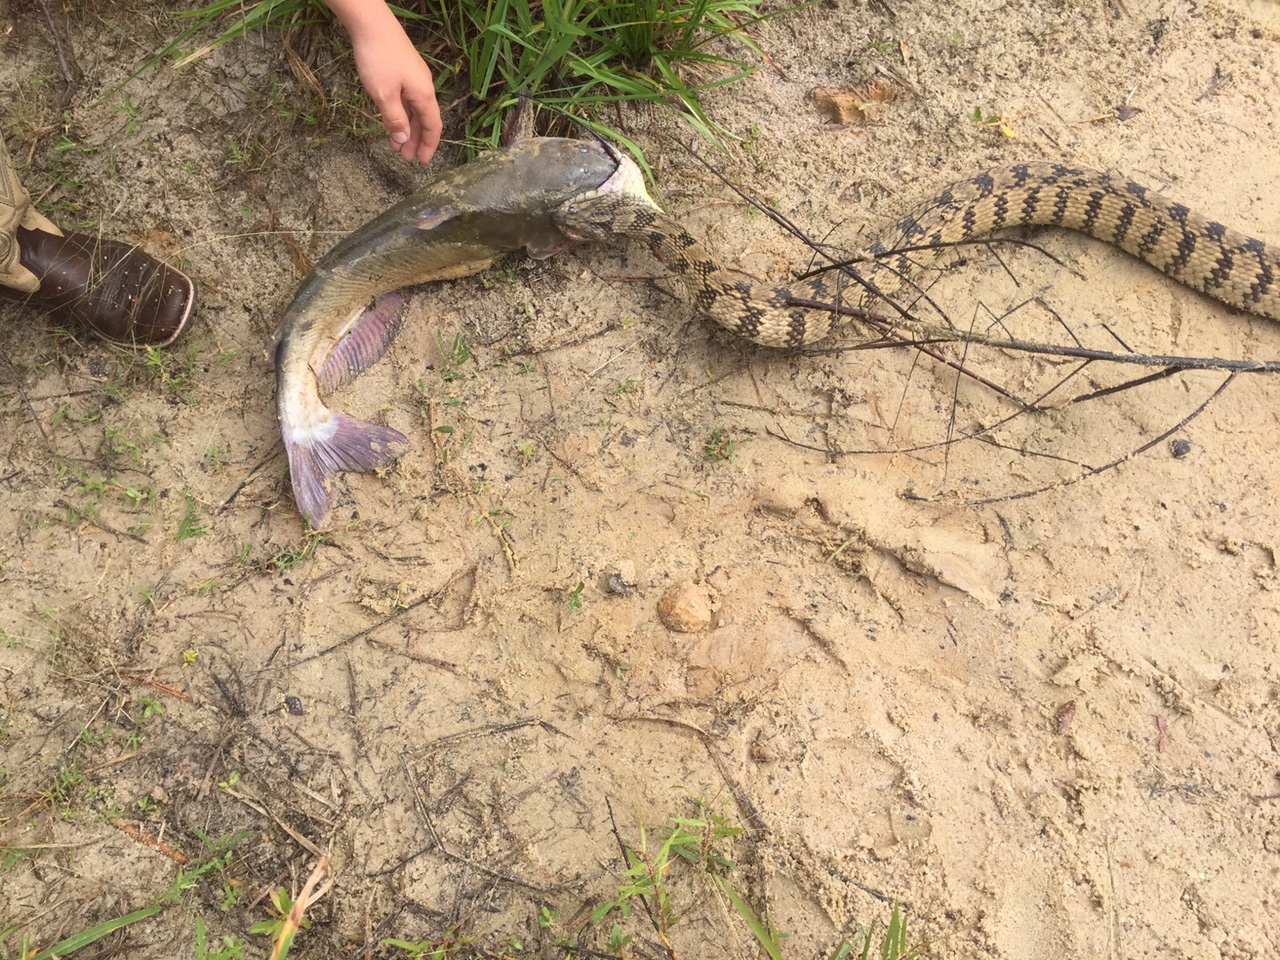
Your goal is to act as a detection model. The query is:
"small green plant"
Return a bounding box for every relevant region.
[37,135,95,226]
[704,425,748,462]
[118,483,152,511]
[124,695,165,750]
[565,581,585,611]
[970,106,1015,138]
[41,760,86,812]
[75,722,113,750]
[114,91,142,134]
[193,916,246,960]
[272,537,317,570]
[853,902,925,960]
[103,427,148,466]
[270,76,322,127]
[383,925,472,958]
[224,135,266,168]
[143,344,197,399]
[493,260,520,285]
[859,36,896,56]
[248,887,310,940]
[176,494,207,541]
[203,444,227,472]
[436,330,472,380]
[218,879,244,912]
[582,802,746,953]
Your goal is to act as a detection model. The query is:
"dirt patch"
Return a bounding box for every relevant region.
[2,2,1279,958]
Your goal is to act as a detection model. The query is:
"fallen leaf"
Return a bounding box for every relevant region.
[812,78,899,125]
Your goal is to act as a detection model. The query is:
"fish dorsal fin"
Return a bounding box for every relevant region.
[500,92,536,146]
[316,292,408,396]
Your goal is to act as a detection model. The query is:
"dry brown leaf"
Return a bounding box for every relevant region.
[812,78,900,125]
[133,228,185,258]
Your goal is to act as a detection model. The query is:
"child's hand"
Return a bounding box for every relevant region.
[324,0,442,164]
[352,29,441,164]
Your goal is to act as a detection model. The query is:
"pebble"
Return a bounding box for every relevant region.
[657,581,715,633]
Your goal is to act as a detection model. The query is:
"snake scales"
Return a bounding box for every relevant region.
[554,161,1279,348]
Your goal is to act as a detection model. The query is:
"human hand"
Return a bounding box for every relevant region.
[324,0,442,164]
[351,28,441,164]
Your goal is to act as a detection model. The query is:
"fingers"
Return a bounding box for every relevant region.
[374,81,440,164]
[400,119,420,161]
[401,80,441,164]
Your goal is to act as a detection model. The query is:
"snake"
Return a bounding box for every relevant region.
[552,161,1279,348]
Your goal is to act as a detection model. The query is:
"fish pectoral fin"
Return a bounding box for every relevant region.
[525,236,573,261]
[414,207,462,231]
[285,412,409,529]
[316,292,408,396]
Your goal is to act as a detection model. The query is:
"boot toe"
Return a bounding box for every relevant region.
[16,226,196,347]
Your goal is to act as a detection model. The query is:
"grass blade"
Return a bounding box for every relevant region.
[25,905,161,960]
[712,875,784,960]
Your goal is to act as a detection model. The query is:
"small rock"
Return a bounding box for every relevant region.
[607,560,638,596]
[657,581,714,633]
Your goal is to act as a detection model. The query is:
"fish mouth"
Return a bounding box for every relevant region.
[550,143,662,243]
[590,146,662,211]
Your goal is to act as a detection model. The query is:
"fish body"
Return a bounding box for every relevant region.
[274,137,623,528]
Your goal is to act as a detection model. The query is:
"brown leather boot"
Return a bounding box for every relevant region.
[1,135,195,348]
[15,226,196,347]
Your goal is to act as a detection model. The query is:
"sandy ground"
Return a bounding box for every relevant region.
[2,1,1279,957]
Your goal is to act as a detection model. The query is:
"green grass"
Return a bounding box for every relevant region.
[420,0,784,153]
[176,492,207,541]
[530,802,928,960]
[0,829,286,960]
[704,424,749,462]
[140,0,802,164]
[1,783,924,960]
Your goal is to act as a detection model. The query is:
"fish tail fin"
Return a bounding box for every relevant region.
[285,412,409,529]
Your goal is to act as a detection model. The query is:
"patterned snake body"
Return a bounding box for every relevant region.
[553,161,1279,347]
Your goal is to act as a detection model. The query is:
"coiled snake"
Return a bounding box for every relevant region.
[553,161,1279,347]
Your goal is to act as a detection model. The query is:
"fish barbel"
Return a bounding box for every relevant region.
[273,137,651,529]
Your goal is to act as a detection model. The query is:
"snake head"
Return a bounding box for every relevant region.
[554,148,661,242]
[553,193,622,241]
